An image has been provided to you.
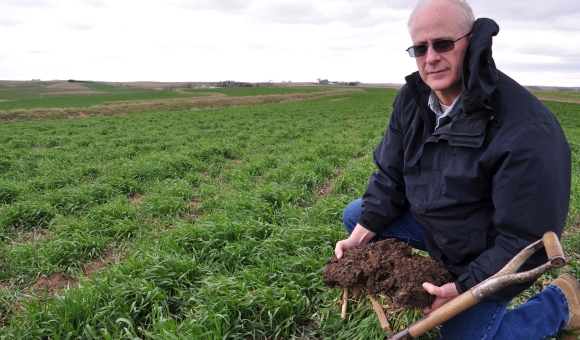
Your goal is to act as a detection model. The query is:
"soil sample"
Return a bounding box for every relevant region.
[323,239,453,308]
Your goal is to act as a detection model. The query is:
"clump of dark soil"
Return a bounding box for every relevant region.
[323,239,453,308]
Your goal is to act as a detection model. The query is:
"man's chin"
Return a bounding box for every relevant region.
[426,80,452,92]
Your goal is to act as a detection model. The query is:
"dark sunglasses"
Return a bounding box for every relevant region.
[406,32,472,58]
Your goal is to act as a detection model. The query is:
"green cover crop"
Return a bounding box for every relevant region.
[0,88,578,339]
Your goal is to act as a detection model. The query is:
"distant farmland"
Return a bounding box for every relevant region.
[0,84,578,339]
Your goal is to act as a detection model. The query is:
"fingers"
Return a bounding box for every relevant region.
[422,282,457,297]
[335,242,344,259]
[335,240,350,259]
[335,238,354,259]
[422,282,440,295]
[334,225,377,259]
[422,305,435,314]
[422,288,434,314]
[421,282,460,314]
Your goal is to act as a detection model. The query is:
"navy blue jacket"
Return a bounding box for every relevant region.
[358,18,571,301]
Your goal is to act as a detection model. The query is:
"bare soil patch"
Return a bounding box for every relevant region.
[130,194,145,204]
[67,112,89,119]
[181,200,204,223]
[44,90,104,95]
[109,81,180,90]
[318,183,333,197]
[318,170,343,197]
[45,82,91,91]
[323,239,452,308]
[187,199,202,208]
[31,246,122,295]
[536,96,580,104]
[13,229,51,245]
[83,247,123,276]
[31,273,78,295]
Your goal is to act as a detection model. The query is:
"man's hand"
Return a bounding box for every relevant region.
[422,282,459,314]
[334,223,377,259]
[334,238,363,259]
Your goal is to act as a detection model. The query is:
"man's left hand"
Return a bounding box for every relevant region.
[422,282,459,314]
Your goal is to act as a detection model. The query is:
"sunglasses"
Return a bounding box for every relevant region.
[406,32,472,58]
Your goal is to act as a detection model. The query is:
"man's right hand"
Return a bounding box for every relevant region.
[334,223,377,259]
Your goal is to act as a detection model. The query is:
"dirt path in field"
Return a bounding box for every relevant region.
[536,96,580,104]
[43,91,106,95]
[0,88,365,121]
[323,239,452,308]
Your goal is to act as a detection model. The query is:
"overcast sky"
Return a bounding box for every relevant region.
[1,0,579,86]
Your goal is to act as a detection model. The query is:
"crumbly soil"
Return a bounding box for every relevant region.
[322,239,453,308]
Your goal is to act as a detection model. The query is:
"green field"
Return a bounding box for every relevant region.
[532,90,580,101]
[0,91,219,111]
[0,87,579,339]
[0,80,205,111]
[0,81,341,111]
[0,81,143,101]
[184,86,345,97]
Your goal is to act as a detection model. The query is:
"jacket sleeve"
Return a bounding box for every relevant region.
[358,90,409,233]
[455,121,571,297]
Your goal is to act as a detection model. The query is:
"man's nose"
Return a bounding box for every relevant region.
[425,45,442,63]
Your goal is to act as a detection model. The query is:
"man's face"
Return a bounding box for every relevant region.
[409,1,471,104]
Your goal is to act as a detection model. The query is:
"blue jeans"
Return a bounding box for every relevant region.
[342,199,570,339]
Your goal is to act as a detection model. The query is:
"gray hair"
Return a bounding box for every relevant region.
[407,0,475,33]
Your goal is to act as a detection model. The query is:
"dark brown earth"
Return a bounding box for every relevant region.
[322,239,453,308]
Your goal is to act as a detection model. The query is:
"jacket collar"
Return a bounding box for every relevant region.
[405,71,436,132]
[461,18,500,116]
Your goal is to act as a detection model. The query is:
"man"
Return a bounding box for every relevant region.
[335,0,579,338]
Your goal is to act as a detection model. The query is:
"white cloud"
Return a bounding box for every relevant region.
[83,0,108,8]
[0,0,578,86]
[246,0,408,28]
[65,22,95,31]
[3,0,57,8]
[169,0,253,13]
[471,0,580,22]
[0,15,23,27]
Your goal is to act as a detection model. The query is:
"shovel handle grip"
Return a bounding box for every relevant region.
[388,291,479,339]
[543,231,566,268]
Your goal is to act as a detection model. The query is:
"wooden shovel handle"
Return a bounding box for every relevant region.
[388,291,479,340]
[543,231,566,268]
[389,231,565,339]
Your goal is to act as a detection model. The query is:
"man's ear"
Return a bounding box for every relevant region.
[467,32,474,43]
